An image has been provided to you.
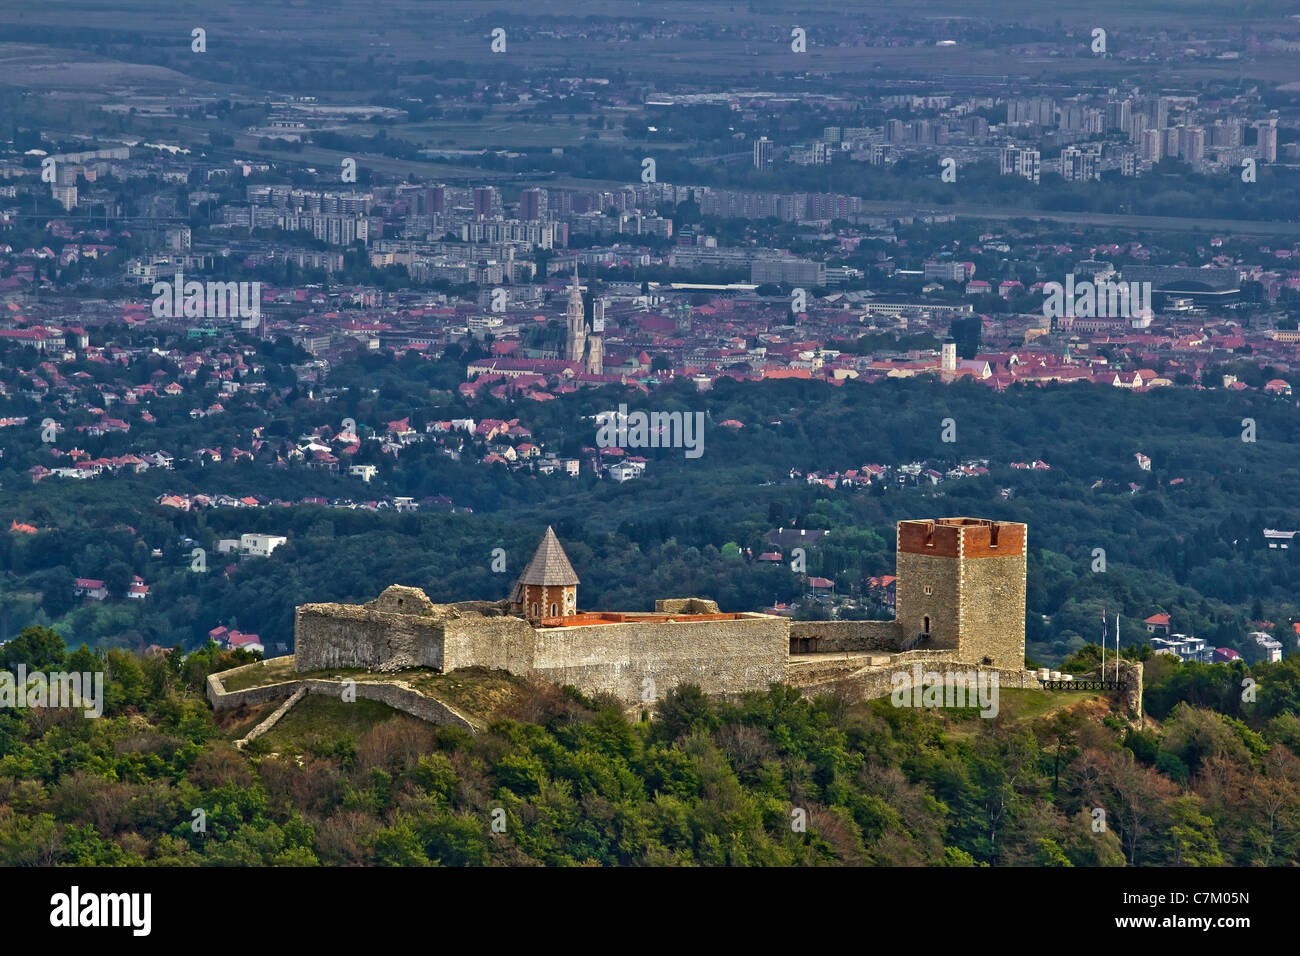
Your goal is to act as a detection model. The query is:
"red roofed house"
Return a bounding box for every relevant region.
[225,630,264,654]
[1145,613,1171,635]
[866,574,897,610]
[75,578,108,601]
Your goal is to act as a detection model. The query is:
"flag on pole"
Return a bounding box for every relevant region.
[1101,609,1107,677]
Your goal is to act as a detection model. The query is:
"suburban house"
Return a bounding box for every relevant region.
[74,578,108,601]
[209,625,264,655]
[1144,613,1171,635]
[240,533,287,557]
[866,574,897,610]
[219,534,289,557]
[226,630,265,654]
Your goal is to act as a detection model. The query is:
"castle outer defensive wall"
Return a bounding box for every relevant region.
[295,591,789,704]
[287,518,1114,712]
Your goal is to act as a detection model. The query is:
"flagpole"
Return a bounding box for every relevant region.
[1101,607,1105,680]
[1115,612,1120,683]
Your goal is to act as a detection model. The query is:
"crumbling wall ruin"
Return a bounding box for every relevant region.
[294,585,450,672]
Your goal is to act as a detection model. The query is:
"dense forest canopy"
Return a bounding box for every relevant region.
[1,627,1299,866]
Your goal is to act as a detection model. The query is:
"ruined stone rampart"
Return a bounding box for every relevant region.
[206,657,475,731]
[294,603,446,672]
[300,678,474,730]
[237,686,307,749]
[206,663,300,711]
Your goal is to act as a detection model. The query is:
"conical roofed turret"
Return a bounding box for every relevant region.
[511,526,579,610]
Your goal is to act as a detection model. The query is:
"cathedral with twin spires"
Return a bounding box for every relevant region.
[566,263,604,375]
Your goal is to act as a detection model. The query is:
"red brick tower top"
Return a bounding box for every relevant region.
[897,517,1027,559]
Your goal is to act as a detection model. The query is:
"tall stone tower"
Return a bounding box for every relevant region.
[511,526,580,621]
[894,517,1027,668]
[586,297,604,374]
[565,263,586,364]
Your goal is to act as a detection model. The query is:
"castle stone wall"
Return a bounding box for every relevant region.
[293,603,446,672]
[894,551,962,652]
[205,658,475,731]
[959,552,1027,668]
[794,657,1042,705]
[530,614,787,704]
[443,614,537,675]
[655,598,721,614]
[236,686,307,748]
[206,666,300,711]
[300,679,475,731]
[788,620,902,652]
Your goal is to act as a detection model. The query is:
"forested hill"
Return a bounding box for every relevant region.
[1,630,1298,867]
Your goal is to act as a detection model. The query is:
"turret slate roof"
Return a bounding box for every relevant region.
[512,526,579,600]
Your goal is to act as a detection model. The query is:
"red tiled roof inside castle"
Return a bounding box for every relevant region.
[536,612,751,628]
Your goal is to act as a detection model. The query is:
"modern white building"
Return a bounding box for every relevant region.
[1249,631,1283,663]
[1001,146,1040,184]
[240,533,288,557]
[1151,634,1213,663]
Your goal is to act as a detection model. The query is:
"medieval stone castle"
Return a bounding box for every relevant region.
[292,517,1049,707]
